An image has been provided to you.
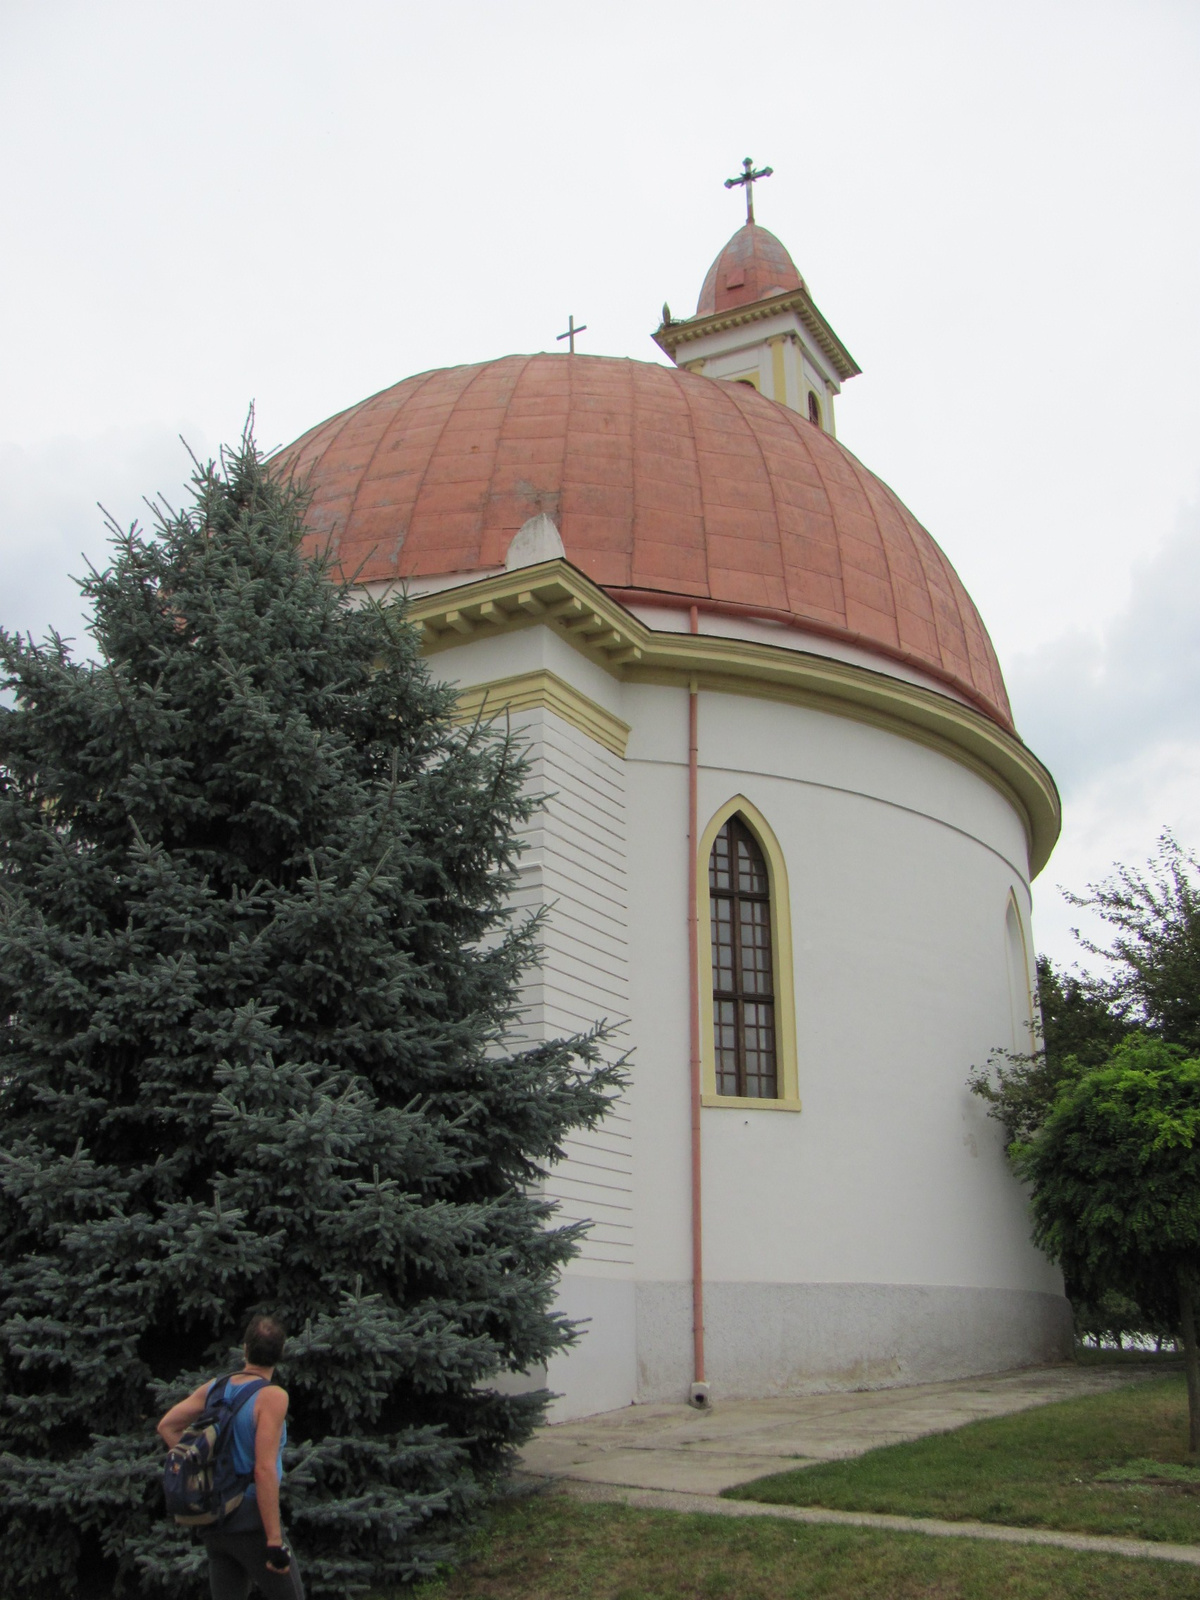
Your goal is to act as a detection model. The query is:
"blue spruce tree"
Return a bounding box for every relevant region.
[0,434,620,1596]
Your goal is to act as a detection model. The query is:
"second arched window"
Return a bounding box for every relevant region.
[710,816,777,1098]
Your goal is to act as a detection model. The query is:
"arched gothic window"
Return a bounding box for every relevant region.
[807,391,822,429]
[709,817,777,1098]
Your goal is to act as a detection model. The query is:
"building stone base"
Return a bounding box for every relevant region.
[634,1281,1074,1406]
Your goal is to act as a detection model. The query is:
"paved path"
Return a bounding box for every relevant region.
[519,1363,1154,1496]
[556,1479,1200,1568]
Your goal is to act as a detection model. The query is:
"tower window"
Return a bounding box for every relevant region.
[710,817,777,1098]
[808,391,822,429]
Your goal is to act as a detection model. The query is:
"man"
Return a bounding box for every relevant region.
[158,1314,303,1599]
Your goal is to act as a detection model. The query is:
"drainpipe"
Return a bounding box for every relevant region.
[687,604,709,1408]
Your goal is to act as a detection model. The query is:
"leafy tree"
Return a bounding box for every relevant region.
[0,433,620,1596]
[1013,1037,1200,1451]
[1068,832,1200,1053]
[968,956,1130,1144]
[1038,954,1132,1071]
[1070,1288,1174,1352]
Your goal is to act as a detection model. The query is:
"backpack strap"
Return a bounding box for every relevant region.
[223,1377,268,1421]
[211,1380,269,1480]
[210,1377,270,1528]
[205,1371,242,1407]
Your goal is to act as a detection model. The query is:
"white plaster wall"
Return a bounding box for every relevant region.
[682,313,839,391]
[505,699,635,1416]
[624,683,1068,1401]
[514,706,633,1272]
[544,1276,638,1422]
[431,625,627,727]
[437,631,639,1418]
[427,627,1068,1417]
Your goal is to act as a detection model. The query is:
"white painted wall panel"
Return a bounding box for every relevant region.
[430,628,1066,1416]
[623,681,1058,1301]
[504,705,634,1278]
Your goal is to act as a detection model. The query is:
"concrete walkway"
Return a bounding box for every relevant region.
[518,1364,1197,1568]
[556,1479,1200,1569]
[519,1364,1153,1496]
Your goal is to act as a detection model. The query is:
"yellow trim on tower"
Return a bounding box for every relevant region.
[653,285,861,382]
[453,669,630,757]
[697,796,800,1111]
[769,336,787,405]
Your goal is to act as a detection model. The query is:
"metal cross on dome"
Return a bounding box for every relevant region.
[724,157,773,226]
[557,314,587,354]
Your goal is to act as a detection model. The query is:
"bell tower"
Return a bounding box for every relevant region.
[653,161,859,434]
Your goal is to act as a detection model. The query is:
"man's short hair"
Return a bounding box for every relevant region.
[243,1313,287,1367]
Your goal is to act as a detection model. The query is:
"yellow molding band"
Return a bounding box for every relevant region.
[701,1094,802,1111]
[454,669,631,758]
[697,796,801,1112]
[654,286,861,382]
[406,561,1061,877]
[769,335,787,405]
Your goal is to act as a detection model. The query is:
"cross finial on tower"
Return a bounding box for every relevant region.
[556,314,587,354]
[724,157,773,226]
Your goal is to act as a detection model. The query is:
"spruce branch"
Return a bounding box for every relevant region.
[0,423,616,1596]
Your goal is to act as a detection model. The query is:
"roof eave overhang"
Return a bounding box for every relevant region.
[398,559,1061,879]
[654,288,862,382]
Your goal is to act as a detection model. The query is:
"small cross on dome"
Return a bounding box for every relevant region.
[556,314,587,354]
[724,157,773,226]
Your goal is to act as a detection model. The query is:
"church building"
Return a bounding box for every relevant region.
[273,169,1069,1422]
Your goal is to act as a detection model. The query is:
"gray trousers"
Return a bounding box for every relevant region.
[202,1518,305,1600]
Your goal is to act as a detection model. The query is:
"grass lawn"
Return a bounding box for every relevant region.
[726,1372,1200,1544]
[407,1493,1200,1599]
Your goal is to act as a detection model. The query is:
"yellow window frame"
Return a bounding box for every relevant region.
[698,795,800,1111]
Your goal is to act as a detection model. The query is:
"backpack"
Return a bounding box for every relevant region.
[162,1374,268,1527]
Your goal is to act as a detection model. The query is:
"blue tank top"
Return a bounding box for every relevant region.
[212,1377,286,1500]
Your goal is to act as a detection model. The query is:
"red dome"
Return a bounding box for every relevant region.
[696,225,804,316]
[273,353,1011,727]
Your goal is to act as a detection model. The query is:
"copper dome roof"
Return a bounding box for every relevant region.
[696,224,804,316]
[273,353,1011,727]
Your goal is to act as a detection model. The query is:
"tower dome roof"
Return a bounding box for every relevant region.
[273,352,1011,727]
[696,224,804,316]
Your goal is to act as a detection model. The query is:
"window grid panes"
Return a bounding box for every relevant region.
[709,817,777,1098]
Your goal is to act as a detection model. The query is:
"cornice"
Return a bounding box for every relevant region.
[405,561,1061,878]
[454,669,631,758]
[653,288,861,383]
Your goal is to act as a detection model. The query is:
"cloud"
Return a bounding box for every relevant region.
[1032,740,1200,972]
[0,429,208,655]
[1009,492,1200,967]
[1008,493,1200,792]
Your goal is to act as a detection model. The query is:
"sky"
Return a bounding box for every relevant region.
[2,0,1198,974]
